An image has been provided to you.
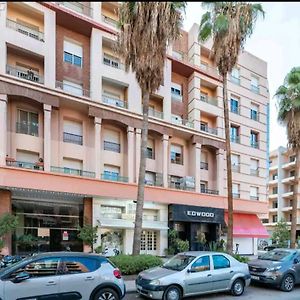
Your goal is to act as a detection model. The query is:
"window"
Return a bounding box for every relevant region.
[170,144,183,165]
[272,173,278,180]
[200,92,208,102]
[250,131,259,148]
[103,165,120,180]
[231,154,240,172]
[147,139,155,159]
[201,151,208,170]
[63,40,83,67]
[145,171,156,186]
[141,231,157,251]
[170,175,182,189]
[63,80,83,96]
[290,170,295,177]
[191,255,210,272]
[250,186,259,200]
[171,82,182,101]
[232,183,240,198]
[251,75,259,93]
[171,114,183,125]
[63,120,83,145]
[16,150,39,165]
[103,129,120,153]
[200,181,208,193]
[231,68,240,84]
[272,201,278,208]
[230,125,240,143]
[17,109,39,136]
[63,158,83,175]
[272,215,278,223]
[250,103,259,121]
[230,98,239,114]
[250,159,259,175]
[212,255,230,269]
[59,257,101,274]
[272,187,278,194]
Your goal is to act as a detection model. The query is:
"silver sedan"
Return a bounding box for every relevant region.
[136,251,251,300]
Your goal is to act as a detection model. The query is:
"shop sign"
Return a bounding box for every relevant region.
[62,231,69,241]
[38,228,50,237]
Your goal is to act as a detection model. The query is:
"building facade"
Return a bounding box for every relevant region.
[0,2,269,256]
[266,146,300,237]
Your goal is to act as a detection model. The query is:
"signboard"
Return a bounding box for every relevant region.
[62,231,69,241]
[169,204,224,224]
[38,228,50,237]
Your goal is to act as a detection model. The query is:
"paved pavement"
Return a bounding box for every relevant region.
[124,284,300,300]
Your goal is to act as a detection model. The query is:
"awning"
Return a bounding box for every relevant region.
[224,213,269,238]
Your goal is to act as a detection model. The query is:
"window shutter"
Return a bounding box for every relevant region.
[16,150,39,163]
[63,120,82,136]
[64,40,83,57]
[104,165,120,174]
[171,144,182,154]
[63,158,83,170]
[103,129,120,143]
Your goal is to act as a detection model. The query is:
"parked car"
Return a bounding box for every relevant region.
[136,251,251,300]
[0,252,125,300]
[257,244,279,256]
[248,248,300,292]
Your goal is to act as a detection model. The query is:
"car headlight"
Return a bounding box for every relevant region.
[149,279,160,286]
[266,266,282,272]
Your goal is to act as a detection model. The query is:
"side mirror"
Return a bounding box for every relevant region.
[187,268,196,273]
[12,271,30,283]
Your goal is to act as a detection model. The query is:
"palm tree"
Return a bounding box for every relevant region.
[117,2,186,255]
[198,2,265,254]
[275,67,300,249]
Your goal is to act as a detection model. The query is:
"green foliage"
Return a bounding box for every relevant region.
[168,229,189,254]
[271,219,290,247]
[232,254,249,263]
[208,240,225,252]
[109,254,163,275]
[17,234,38,247]
[0,213,18,250]
[78,221,98,251]
[177,239,189,252]
[94,245,102,254]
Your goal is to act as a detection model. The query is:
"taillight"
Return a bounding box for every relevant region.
[113,269,122,279]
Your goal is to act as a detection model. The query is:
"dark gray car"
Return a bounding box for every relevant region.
[248,248,300,292]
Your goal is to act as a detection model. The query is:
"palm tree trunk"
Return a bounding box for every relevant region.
[290,149,299,248]
[132,90,150,255]
[222,73,234,254]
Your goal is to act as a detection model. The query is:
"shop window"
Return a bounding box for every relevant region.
[212,255,230,269]
[59,257,101,274]
[170,144,183,165]
[191,255,210,272]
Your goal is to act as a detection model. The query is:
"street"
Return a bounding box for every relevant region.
[124,284,300,300]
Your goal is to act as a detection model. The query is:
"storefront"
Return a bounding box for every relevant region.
[169,204,224,251]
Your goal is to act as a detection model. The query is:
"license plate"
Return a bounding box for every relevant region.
[251,275,260,280]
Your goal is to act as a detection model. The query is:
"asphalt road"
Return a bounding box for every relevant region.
[124,284,300,300]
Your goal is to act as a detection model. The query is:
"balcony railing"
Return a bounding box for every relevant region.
[171,91,183,102]
[200,95,218,106]
[102,94,127,109]
[200,124,218,135]
[200,162,208,170]
[230,136,240,144]
[103,54,124,70]
[232,164,240,172]
[172,50,188,62]
[51,166,95,178]
[57,2,92,17]
[251,84,259,94]
[6,160,43,170]
[101,173,128,183]
[250,196,259,201]
[233,193,240,198]
[199,63,220,78]
[251,141,259,149]
[6,65,44,84]
[55,80,90,97]
[104,141,121,153]
[149,107,163,119]
[102,14,118,28]
[145,173,163,187]
[169,176,195,191]
[63,132,83,145]
[6,18,44,41]
[16,121,38,137]
[230,76,241,85]
[171,115,194,128]
[201,188,219,195]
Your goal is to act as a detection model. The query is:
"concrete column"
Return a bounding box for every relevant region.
[90,28,102,102]
[194,143,201,193]
[43,104,51,172]
[188,73,201,131]
[94,117,102,179]
[83,197,93,253]
[0,189,12,255]
[127,126,135,183]
[0,95,7,166]
[135,128,141,183]
[217,149,225,196]
[162,59,172,122]
[91,2,102,23]
[162,135,169,188]
[0,2,7,75]
[216,85,223,108]
[188,23,201,67]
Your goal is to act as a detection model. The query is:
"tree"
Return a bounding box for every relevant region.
[117,2,186,255]
[275,67,300,248]
[78,219,98,252]
[198,2,265,254]
[0,213,18,251]
[271,219,290,248]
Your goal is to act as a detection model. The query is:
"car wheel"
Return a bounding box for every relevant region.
[231,279,245,296]
[94,287,119,300]
[163,285,182,300]
[280,274,295,292]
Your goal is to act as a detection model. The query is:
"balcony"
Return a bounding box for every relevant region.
[102,14,118,28]
[172,50,188,62]
[101,173,128,183]
[171,91,183,102]
[201,188,219,195]
[269,193,278,199]
[250,196,259,201]
[282,160,296,170]
[57,2,92,17]
[6,160,43,171]
[233,193,240,198]
[16,121,38,137]
[103,141,121,153]
[200,162,208,170]
[51,166,95,178]
[102,94,127,109]
[251,84,259,94]
[230,75,240,85]
[268,177,278,185]
[145,173,163,187]
[199,64,220,79]
[282,191,293,199]
[171,115,193,128]
[251,141,259,149]
[169,176,195,191]
[230,136,240,144]
[282,176,295,184]
[63,132,83,145]
[232,164,240,173]
[6,18,44,42]
[103,54,124,70]
[148,107,163,119]
[200,123,218,135]
[6,65,44,84]
[56,80,90,98]
[282,206,292,212]
[200,95,218,106]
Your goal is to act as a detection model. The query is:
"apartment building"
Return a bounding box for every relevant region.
[0,2,269,256]
[266,146,300,236]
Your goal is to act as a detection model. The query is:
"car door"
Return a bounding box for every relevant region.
[211,254,233,291]
[293,254,300,283]
[184,255,213,295]
[58,256,101,299]
[4,257,60,300]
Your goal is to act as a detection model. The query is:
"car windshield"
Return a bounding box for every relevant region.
[162,254,196,271]
[259,250,295,262]
[0,257,30,277]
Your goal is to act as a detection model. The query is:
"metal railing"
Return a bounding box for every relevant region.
[6,18,44,41]
[199,63,220,78]
[63,132,83,145]
[16,121,38,137]
[171,115,194,128]
[148,107,163,119]
[55,80,90,97]
[171,91,183,102]
[250,169,259,176]
[201,188,219,195]
[102,94,127,109]
[200,95,218,106]
[103,141,121,153]
[250,196,259,201]
[251,141,259,149]
[230,76,241,85]
[230,135,240,144]
[251,84,259,94]
[6,65,44,84]
[57,2,92,17]
[51,166,95,178]
[200,162,208,170]
[101,173,128,183]
[145,173,163,187]
[103,54,124,70]
[232,164,240,173]
[232,193,240,198]
[102,14,118,27]
[200,123,218,135]
[6,160,43,170]
[169,176,195,191]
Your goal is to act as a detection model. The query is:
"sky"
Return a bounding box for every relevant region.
[183,2,300,152]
